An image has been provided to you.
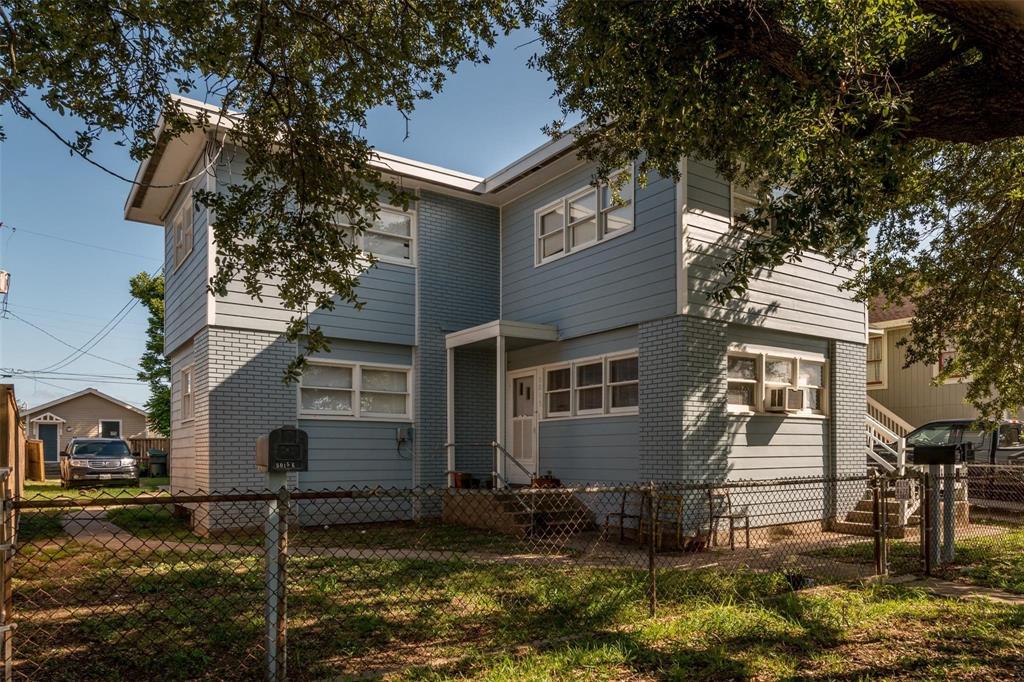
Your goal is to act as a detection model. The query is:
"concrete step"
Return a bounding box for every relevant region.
[845,510,907,526]
[831,521,907,539]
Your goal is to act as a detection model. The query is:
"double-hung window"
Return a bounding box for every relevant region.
[535,165,635,265]
[726,349,827,416]
[180,366,194,422]
[543,352,639,418]
[544,366,571,417]
[608,355,640,411]
[172,192,194,270]
[336,206,416,266]
[300,361,411,419]
[575,360,604,414]
[726,355,759,412]
[866,335,885,389]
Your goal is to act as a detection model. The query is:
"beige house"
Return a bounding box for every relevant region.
[23,388,151,469]
[867,300,975,434]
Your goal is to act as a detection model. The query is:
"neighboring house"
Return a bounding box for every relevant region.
[23,388,150,474]
[866,299,978,433]
[123,96,867,522]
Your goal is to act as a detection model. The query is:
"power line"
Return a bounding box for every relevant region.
[0,225,161,261]
[39,297,140,373]
[1,368,142,380]
[33,263,162,374]
[8,375,144,386]
[6,311,140,372]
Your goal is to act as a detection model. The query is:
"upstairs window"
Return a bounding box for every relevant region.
[336,206,416,266]
[535,165,635,265]
[867,334,886,389]
[172,192,194,270]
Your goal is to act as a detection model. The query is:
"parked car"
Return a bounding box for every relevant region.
[59,438,140,488]
[902,419,1024,465]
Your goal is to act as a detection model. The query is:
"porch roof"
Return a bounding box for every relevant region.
[445,319,558,351]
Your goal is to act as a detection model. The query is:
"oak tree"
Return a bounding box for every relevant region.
[535,0,1024,420]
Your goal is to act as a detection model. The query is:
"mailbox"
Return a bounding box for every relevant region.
[256,426,309,473]
[912,444,957,466]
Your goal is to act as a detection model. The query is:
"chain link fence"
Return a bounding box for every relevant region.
[5,465,1023,680]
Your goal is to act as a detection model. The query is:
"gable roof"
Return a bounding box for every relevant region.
[24,388,147,419]
[124,95,585,224]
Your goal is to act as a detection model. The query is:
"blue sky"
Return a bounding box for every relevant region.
[0,28,559,411]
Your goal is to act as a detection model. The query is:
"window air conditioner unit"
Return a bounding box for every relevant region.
[766,387,804,413]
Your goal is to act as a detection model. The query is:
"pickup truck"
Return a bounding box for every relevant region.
[901,419,1024,465]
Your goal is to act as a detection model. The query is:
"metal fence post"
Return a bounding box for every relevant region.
[920,469,932,576]
[265,485,290,682]
[0,473,12,682]
[646,481,657,617]
[871,474,882,576]
[879,475,889,576]
[941,464,955,563]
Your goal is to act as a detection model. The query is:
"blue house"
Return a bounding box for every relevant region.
[124,97,867,510]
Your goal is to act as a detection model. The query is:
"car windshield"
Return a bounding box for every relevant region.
[72,441,130,457]
[907,423,962,447]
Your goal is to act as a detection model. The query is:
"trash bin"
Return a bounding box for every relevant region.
[147,449,168,477]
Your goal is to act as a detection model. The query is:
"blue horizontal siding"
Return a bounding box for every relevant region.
[507,325,638,370]
[501,162,677,339]
[538,416,640,484]
[297,420,413,489]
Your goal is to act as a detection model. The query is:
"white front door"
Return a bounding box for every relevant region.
[507,371,538,485]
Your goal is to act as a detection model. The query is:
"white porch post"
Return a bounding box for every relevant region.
[495,335,507,487]
[446,347,455,488]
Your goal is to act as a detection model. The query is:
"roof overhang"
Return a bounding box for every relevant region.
[871,318,913,330]
[25,388,147,418]
[445,320,559,351]
[124,95,589,224]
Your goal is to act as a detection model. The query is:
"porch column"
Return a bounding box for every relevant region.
[446,347,455,488]
[495,335,507,486]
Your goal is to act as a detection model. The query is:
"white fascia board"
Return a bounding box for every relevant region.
[871,318,913,329]
[445,319,559,349]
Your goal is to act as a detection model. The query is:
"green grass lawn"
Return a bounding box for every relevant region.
[22,476,170,500]
[10,541,1024,681]
[103,503,541,553]
[809,524,1024,594]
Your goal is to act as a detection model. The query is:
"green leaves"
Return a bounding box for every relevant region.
[3,0,538,380]
[129,272,170,435]
[537,0,1024,420]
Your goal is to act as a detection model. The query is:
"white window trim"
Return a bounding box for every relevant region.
[534,164,636,266]
[539,350,640,420]
[932,348,968,385]
[180,365,194,423]
[97,419,124,438]
[543,363,572,418]
[866,333,888,391]
[726,345,828,418]
[336,204,417,268]
[298,359,413,421]
[171,191,194,272]
[726,351,761,414]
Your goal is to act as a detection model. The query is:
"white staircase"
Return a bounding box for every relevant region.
[852,402,920,532]
[867,396,914,440]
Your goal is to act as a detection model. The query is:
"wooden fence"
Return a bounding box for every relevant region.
[0,385,26,497]
[127,437,169,475]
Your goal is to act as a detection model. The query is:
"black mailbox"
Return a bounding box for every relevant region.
[256,426,309,473]
[912,444,957,466]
